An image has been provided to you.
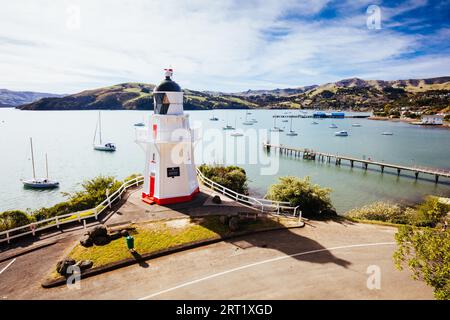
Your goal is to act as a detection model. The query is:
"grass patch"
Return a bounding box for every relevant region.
[64,215,293,272]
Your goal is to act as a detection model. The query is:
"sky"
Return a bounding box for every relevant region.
[0,0,449,94]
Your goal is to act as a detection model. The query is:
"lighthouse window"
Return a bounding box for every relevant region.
[154,93,170,114]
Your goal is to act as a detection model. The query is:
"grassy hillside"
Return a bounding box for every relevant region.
[17,77,450,113]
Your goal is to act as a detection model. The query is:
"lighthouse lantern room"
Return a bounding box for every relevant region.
[137,69,199,205]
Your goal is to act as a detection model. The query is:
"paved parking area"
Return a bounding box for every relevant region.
[0,220,434,300]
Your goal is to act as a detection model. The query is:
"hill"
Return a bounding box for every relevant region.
[0,89,64,107]
[19,83,257,111]
[16,77,450,114]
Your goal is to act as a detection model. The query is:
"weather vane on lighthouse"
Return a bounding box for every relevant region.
[137,68,199,205]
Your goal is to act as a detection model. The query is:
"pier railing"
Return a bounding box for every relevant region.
[196,168,301,217]
[0,176,144,244]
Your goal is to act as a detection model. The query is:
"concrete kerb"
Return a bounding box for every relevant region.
[41,222,305,288]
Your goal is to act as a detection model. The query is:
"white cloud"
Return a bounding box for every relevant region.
[0,0,447,94]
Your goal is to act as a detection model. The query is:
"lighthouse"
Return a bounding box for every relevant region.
[139,68,199,205]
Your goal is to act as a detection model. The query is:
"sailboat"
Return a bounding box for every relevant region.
[231,117,244,136]
[209,113,219,121]
[286,117,298,136]
[22,138,59,189]
[93,111,116,151]
[270,116,284,132]
[242,111,253,125]
[222,116,235,130]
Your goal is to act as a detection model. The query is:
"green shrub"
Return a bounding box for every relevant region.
[347,202,410,224]
[413,196,450,227]
[394,226,450,300]
[198,164,248,195]
[0,210,34,231]
[265,176,333,216]
[33,176,122,221]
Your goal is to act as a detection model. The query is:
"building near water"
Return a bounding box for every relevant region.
[330,112,345,118]
[136,69,199,205]
[421,114,444,125]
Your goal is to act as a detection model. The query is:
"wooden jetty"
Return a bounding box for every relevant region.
[263,143,450,183]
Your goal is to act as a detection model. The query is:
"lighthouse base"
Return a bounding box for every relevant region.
[141,187,200,205]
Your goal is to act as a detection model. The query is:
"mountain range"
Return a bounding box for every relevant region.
[10,76,450,113]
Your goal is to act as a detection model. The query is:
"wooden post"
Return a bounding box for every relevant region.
[6,231,10,244]
[397,168,401,176]
[94,207,98,220]
[56,216,60,228]
[364,163,368,170]
[381,165,384,173]
[435,175,439,183]
[350,160,354,167]
[415,172,419,179]
[83,219,87,229]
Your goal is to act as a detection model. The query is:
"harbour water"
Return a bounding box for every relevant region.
[1,107,450,214]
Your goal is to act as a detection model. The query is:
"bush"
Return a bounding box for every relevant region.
[394,226,450,300]
[347,197,450,227]
[198,164,248,195]
[33,176,122,221]
[414,196,450,227]
[0,210,34,231]
[347,202,411,224]
[265,176,333,217]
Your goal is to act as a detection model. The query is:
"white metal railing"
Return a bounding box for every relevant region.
[0,176,144,244]
[1,169,301,245]
[196,168,301,218]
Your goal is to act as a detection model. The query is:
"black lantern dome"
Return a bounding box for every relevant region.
[154,68,181,92]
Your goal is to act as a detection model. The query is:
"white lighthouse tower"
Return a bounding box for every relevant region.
[138,68,199,205]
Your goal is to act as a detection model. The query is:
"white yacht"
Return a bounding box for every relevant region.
[352,123,362,127]
[242,112,254,125]
[382,132,394,135]
[93,111,116,151]
[270,117,284,132]
[334,130,348,137]
[22,138,59,189]
[286,117,298,136]
[329,123,338,128]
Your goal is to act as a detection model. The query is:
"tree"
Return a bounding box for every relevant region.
[394,226,450,300]
[265,176,334,217]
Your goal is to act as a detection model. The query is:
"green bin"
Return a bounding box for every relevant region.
[126,235,134,250]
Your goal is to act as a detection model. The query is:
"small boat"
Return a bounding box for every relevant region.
[242,112,254,125]
[286,118,298,136]
[22,138,59,189]
[282,119,288,123]
[230,132,244,137]
[251,118,258,123]
[312,121,319,125]
[270,117,284,132]
[329,124,338,128]
[352,123,361,127]
[134,122,145,127]
[209,114,219,121]
[222,125,235,130]
[334,130,348,136]
[381,132,393,135]
[93,111,116,151]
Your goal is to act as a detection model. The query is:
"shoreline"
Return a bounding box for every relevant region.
[368,116,450,129]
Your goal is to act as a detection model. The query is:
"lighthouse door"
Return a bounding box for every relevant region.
[149,173,155,198]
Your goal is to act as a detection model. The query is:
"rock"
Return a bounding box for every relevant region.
[88,225,108,238]
[212,195,222,204]
[80,235,93,247]
[219,215,229,225]
[228,217,240,231]
[78,260,93,270]
[93,236,110,246]
[56,258,76,276]
[120,230,129,237]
